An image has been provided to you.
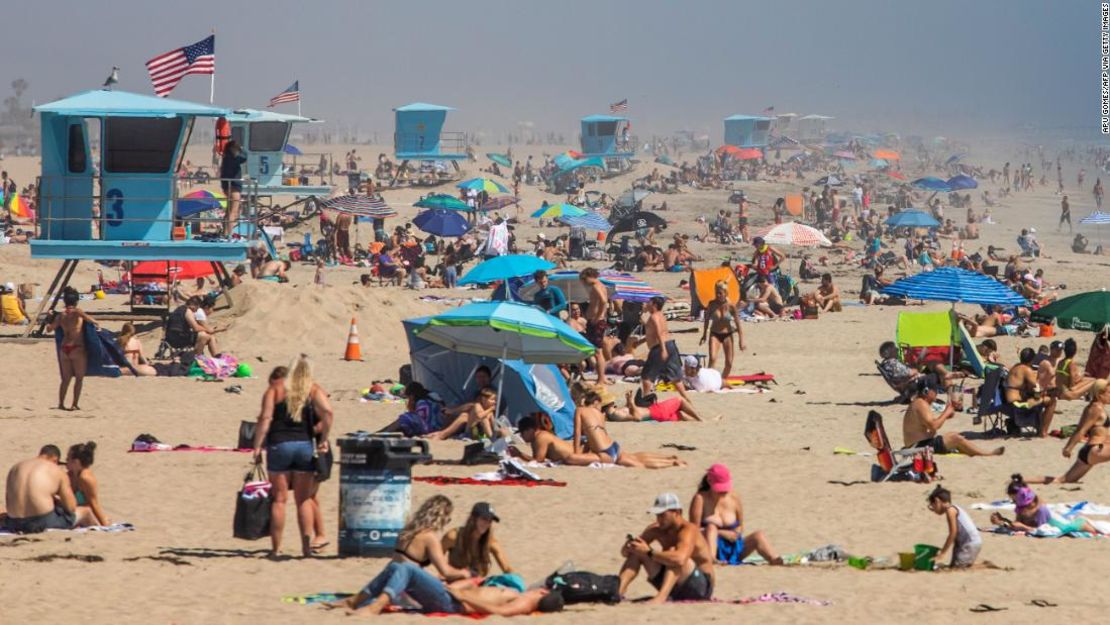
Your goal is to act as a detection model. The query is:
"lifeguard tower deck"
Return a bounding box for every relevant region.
[390,103,468,186]
[724,114,773,149]
[580,114,635,173]
[27,90,253,336]
[226,108,332,203]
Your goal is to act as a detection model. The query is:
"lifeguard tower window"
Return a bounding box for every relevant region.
[104,117,183,174]
[67,124,87,173]
[249,122,290,152]
[755,120,772,131]
[592,121,618,137]
[230,126,245,146]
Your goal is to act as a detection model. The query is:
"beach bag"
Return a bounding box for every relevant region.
[237,421,256,450]
[544,571,621,605]
[233,465,272,540]
[462,442,500,466]
[305,403,334,482]
[399,364,413,387]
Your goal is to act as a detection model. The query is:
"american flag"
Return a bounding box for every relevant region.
[610,98,628,113]
[761,105,775,115]
[145,35,215,97]
[268,81,300,107]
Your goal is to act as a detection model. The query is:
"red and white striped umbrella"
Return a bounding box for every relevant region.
[755,221,831,247]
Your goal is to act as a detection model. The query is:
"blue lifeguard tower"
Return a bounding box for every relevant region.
[390,103,468,186]
[724,114,773,149]
[226,108,332,198]
[580,114,635,172]
[28,90,251,335]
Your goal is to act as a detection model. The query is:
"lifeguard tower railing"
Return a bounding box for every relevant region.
[394,131,468,159]
[33,174,262,244]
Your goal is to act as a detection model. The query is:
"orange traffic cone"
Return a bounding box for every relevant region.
[344,317,363,361]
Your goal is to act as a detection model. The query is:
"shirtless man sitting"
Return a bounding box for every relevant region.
[258,259,291,282]
[327,561,563,616]
[1,445,78,533]
[903,379,1004,457]
[811,273,842,312]
[619,493,715,604]
[574,393,687,468]
[513,413,684,469]
[749,275,786,318]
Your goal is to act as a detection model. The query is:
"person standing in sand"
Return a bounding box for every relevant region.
[699,281,745,378]
[619,493,715,604]
[640,296,686,400]
[47,287,99,411]
[903,379,1004,457]
[579,268,611,384]
[1059,195,1072,232]
[1,445,77,533]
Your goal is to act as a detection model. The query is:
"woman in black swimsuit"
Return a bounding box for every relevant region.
[391,495,470,582]
[699,281,745,378]
[1029,380,1110,484]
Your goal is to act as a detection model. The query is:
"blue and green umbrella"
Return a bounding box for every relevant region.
[531,203,586,219]
[414,194,470,211]
[458,178,511,194]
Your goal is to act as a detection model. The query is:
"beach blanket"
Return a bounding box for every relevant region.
[985,521,1110,538]
[189,354,239,380]
[972,501,1110,517]
[414,476,566,488]
[724,373,777,385]
[285,591,828,610]
[0,522,135,538]
[129,445,250,453]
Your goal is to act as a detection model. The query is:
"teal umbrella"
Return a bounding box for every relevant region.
[486,153,512,168]
[531,203,586,219]
[414,194,469,211]
[458,255,555,286]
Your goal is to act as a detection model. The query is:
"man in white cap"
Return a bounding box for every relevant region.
[682,355,722,393]
[618,493,714,604]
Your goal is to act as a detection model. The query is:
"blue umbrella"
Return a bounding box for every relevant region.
[458,254,555,286]
[413,209,470,237]
[558,211,613,232]
[881,267,1028,306]
[884,209,940,228]
[912,176,952,192]
[946,174,978,190]
[284,144,303,156]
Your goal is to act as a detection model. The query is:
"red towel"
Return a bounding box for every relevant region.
[414,476,566,488]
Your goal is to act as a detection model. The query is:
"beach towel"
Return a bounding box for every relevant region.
[985,521,1110,538]
[54,324,138,377]
[0,522,135,538]
[189,354,239,380]
[724,373,777,385]
[414,476,567,488]
[281,594,487,618]
[971,501,1110,517]
[129,445,251,453]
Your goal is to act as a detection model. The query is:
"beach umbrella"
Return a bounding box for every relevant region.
[414,301,595,422]
[414,194,469,211]
[606,210,667,242]
[7,193,31,219]
[558,211,613,232]
[814,175,843,186]
[458,177,511,194]
[754,222,831,247]
[884,209,940,229]
[413,209,470,237]
[881,267,1028,307]
[323,194,397,218]
[176,189,227,218]
[1031,290,1110,332]
[617,189,653,207]
[518,269,662,304]
[480,195,520,212]
[283,144,303,156]
[716,145,762,160]
[486,153,512,168]
[531,203,586,219]
[873,149,901,160]
[458,254,556,286]
[911,177,952,192]
[946,174,978,190]
[1080,210,1110,245]
[130,260,216,282]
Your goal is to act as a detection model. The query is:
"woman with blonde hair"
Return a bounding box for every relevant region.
[392,495,470,581]
[252,354,334,557]
[699,280,744,378]
[116,322,157,376]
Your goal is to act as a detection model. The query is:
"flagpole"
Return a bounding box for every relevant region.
[209,28,216,104]
[297,82,301,117]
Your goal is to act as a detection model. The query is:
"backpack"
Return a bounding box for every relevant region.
[544,571,621,605]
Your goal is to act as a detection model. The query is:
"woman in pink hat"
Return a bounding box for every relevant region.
[688,463,783,565]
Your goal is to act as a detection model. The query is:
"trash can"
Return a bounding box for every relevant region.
[338,434,431,558]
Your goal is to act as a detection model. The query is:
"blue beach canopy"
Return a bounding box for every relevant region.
[884,209,940,228]
[458,255,555,285]
[558,211,613,232]
[881,267,1028,306]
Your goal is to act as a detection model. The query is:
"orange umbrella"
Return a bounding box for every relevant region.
[873,149,901,161]
[716,145,763,160]
[8,194,31,219]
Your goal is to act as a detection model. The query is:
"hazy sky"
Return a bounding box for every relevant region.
[1,1,1098,140]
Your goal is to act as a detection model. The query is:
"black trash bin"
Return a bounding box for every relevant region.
[338,434,431,558]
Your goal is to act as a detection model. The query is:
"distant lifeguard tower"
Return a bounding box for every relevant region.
[796,114,834,143]
[225,108,332,223]
[28,90,251,335]
[723,114,773,149]
[579,114,635,173]
[390,103,468,186]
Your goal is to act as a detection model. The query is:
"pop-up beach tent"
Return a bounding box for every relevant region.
[402,318,575,439]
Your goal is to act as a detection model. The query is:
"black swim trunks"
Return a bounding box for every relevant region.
[1079,443,1102,465]
[641,340,683,383]
[912,436,949,455]
[650,567,714,601]
[585,319,609,348]
[1,505,76,534]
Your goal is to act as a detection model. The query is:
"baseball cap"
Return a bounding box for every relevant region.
[706,463,732,493]
[471,502,500,522]
[682,355,699,369]
[648,493,683,515]
[1050,340,1064,351]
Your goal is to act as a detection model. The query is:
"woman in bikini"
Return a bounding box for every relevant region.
[699,281,745,378]
[116,322,157,376]
[47,287,99,411]
[65,441,109,527]
[573,392,685,468]
[1026,380,1110,484]
[1055,338,1098,401]
[688,463,782,564]
[392,495,470,581]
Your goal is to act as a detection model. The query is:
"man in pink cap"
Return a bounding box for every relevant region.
[618,493,715,604]
[689,463,784,565]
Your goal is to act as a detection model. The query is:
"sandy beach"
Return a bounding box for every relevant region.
[1,133,1109,625]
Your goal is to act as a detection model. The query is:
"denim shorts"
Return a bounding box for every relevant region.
[267,440,315,473]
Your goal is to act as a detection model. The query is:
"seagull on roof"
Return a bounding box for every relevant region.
[102,67,119,90]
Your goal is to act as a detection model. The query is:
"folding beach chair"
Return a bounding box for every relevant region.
[972,365,1006,434]
[864,410,920,482]
[875,360,913,404]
